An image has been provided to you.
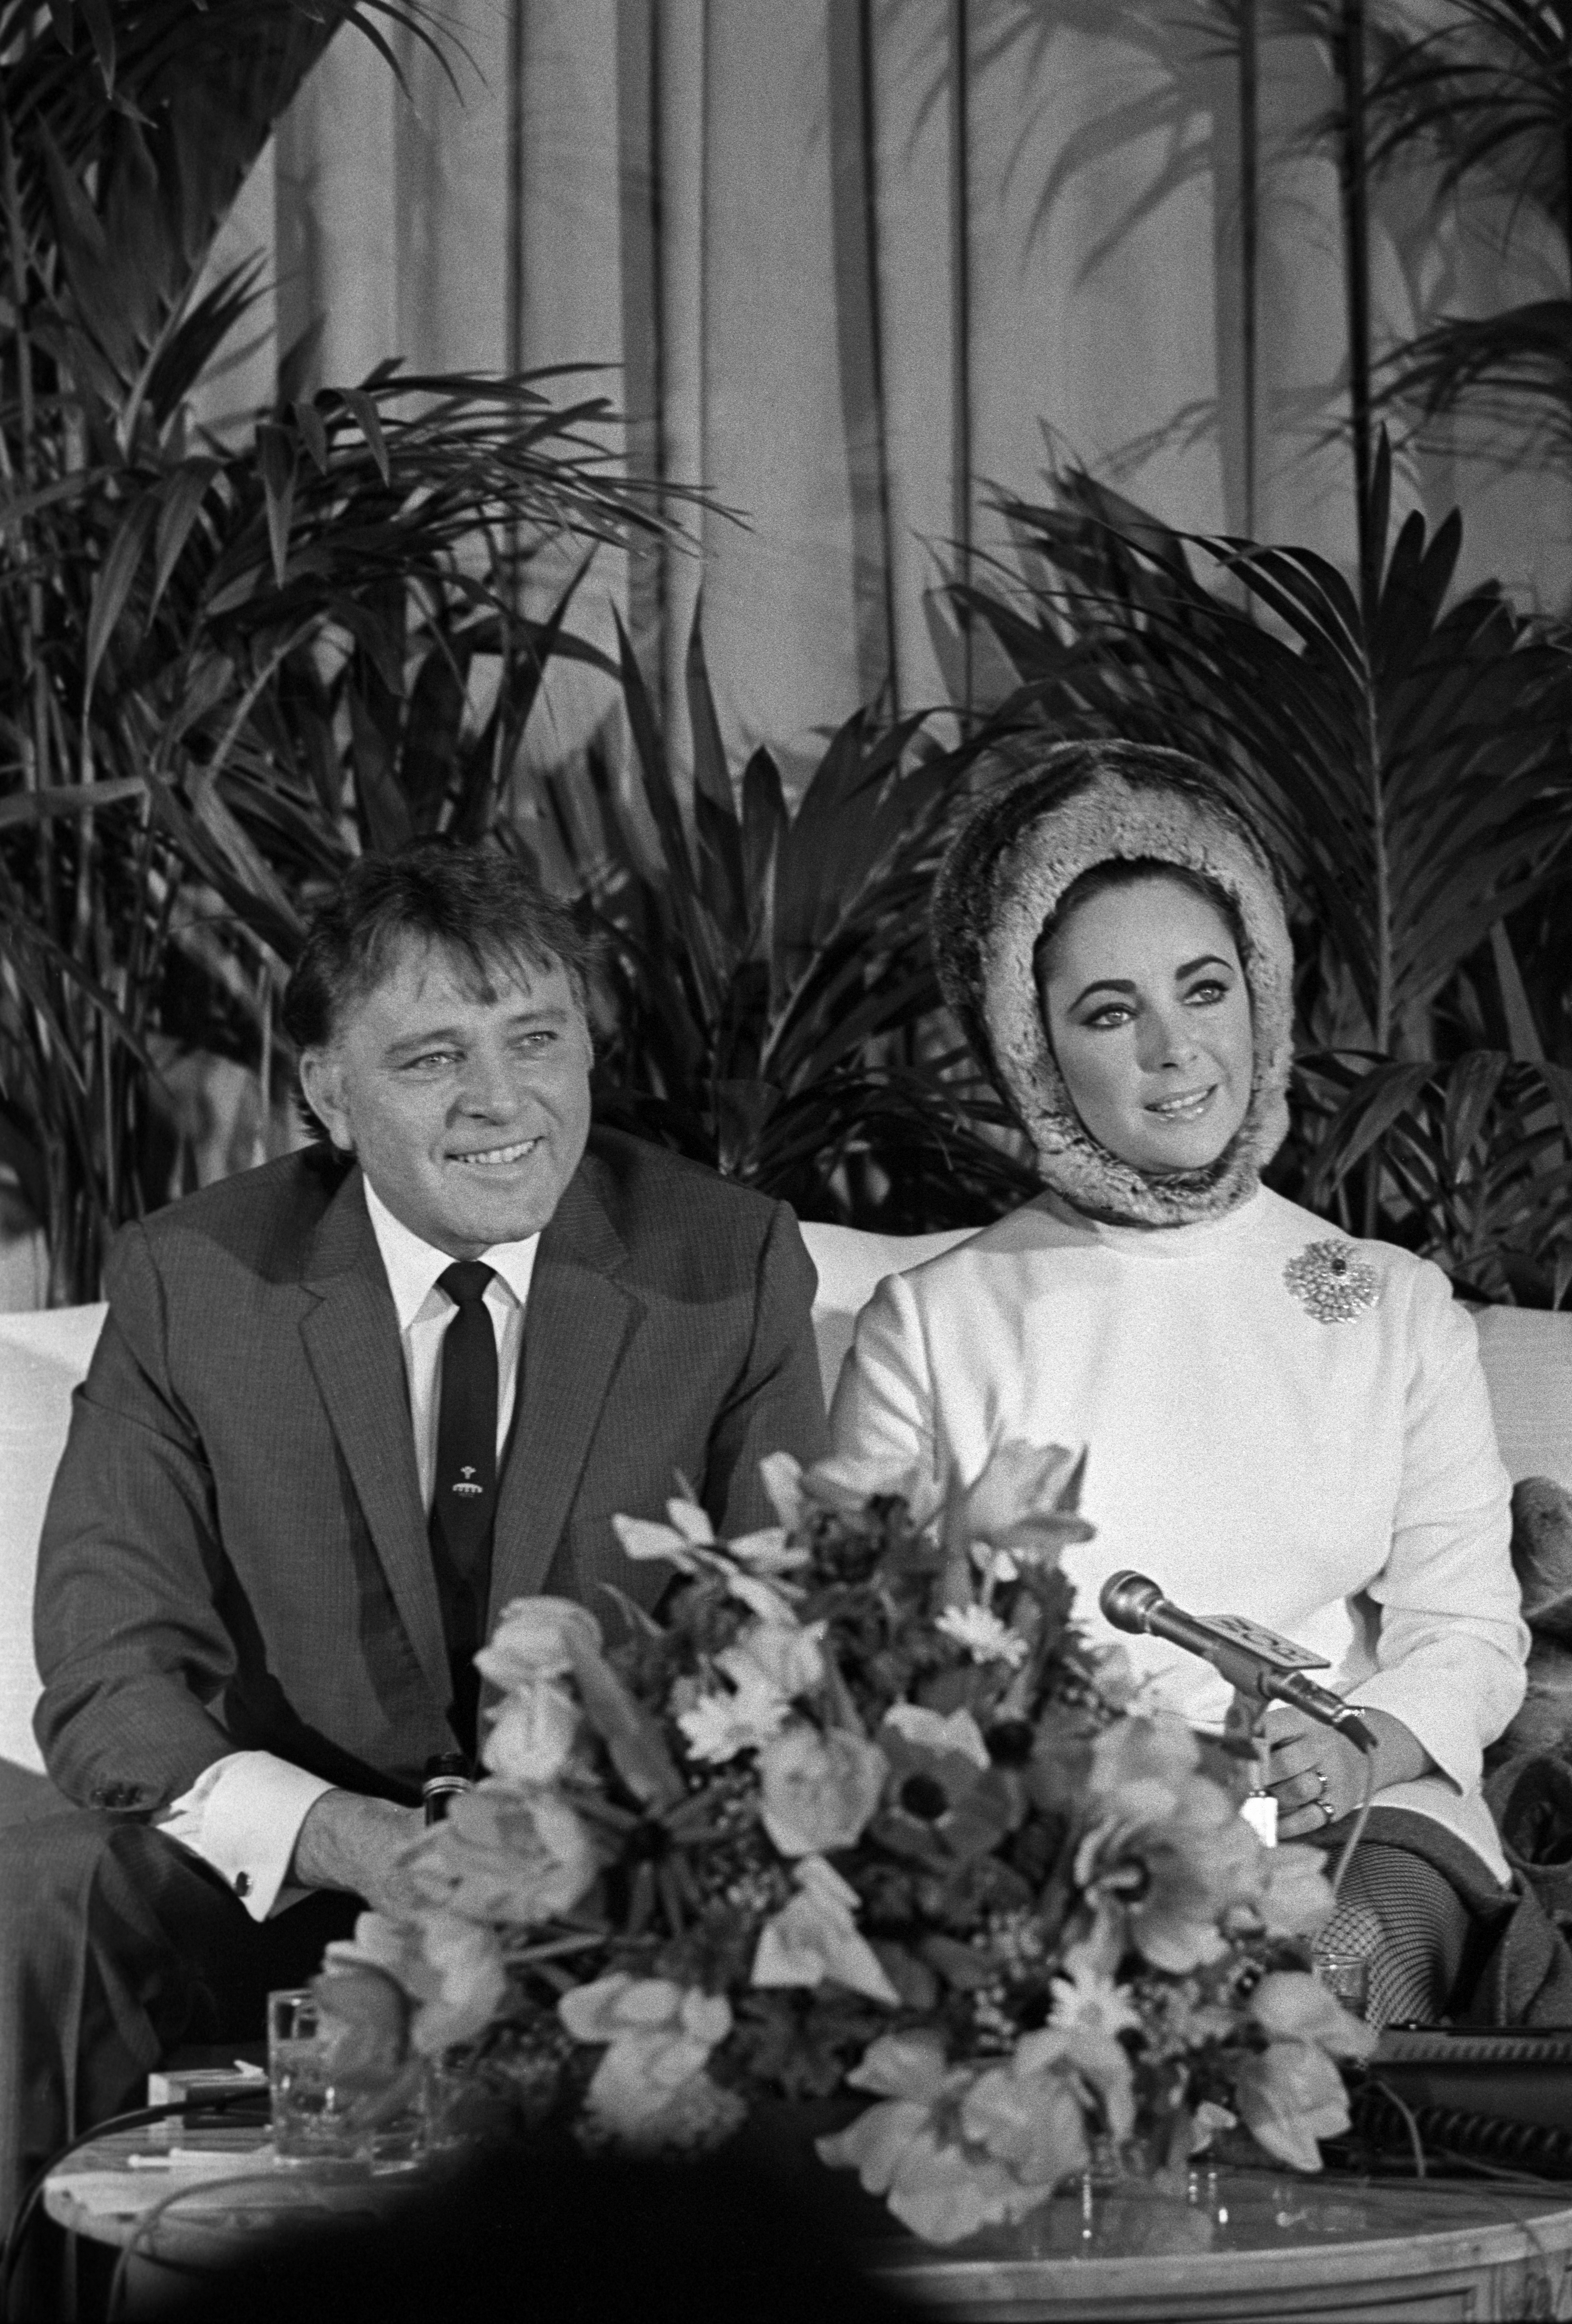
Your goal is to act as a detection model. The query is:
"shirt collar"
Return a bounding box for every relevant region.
[363,1174,542,1330]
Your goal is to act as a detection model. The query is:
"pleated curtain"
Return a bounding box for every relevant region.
[201,0,1569,779]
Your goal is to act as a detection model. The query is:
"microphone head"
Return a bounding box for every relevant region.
[1099,1571,1164,1634]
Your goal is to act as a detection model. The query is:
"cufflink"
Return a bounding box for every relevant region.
[234,1871,252,1898]
[90,1781,147,1811]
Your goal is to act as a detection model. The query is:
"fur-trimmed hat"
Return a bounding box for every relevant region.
[933,739,1294,1226]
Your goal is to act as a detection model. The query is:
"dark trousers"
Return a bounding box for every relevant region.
[0,1809,360,2263]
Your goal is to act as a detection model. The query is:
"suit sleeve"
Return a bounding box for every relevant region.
[1353,1265,1527,1792]
[701,1202,829,1535]
[33,1219,246,1811]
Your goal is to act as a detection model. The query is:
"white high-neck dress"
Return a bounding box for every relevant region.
[827,1185,1525,1881]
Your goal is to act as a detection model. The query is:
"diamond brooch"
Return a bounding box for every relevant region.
[1283,1240,1381,1324]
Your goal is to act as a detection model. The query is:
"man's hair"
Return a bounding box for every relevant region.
[280,841,593,1056]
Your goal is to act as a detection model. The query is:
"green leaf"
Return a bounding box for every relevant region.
[84,495,157,701]
[341,388,391,485]
[294,398,331,476]
[1443,1051,1509,1175]
[150,460,220,618]
[256,424,297,591]
[75,0,116,88]
[685,608,745,924]
[1302,1059,1437,1203]
[0,778,146,830]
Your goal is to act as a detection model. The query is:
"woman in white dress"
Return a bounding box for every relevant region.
[830,738,1550,2024]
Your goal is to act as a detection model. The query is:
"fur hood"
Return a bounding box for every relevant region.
[933,740,1294,1226]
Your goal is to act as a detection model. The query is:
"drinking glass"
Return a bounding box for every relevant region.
[267,1987,365,2164]
[1313,1948,1372,2021]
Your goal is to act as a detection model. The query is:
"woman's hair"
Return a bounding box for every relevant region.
[1033,854,1248,996]
[281,839,594,1054]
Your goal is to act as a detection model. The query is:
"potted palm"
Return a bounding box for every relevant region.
[0,0,678,1302]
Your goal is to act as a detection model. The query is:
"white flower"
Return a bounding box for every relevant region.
[558,1977,734,2148]
[726,1526,809,1575]
[475,1597,602,1688]
[612,1494,806,1583]
[935,1605,1029,1667]
[881,1703,990,1768]
[612,1513,712,1573]
[720,1620,825,1700]
[665,1496,715,1544]
[758,1452,808,1530]
[725,1574,802,1625]
[328,1909,508,2058]
[758,1723,889,1856]
[752,1856,900,2005]
[481,1678,580,1785]
[675,1618,824,1766]
[801,1452,944,1529]
[1046,1954,1142,2041]
[678,1675,790,1764]
[942,1440,1093,1583]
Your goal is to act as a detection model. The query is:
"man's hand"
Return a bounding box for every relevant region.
[289,1790,426,1914]
[1265,1708,1435,1842]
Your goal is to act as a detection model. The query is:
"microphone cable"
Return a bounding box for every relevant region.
[0,2085,270,2323]
[1342,2079,1572,2180]
[1329,1739,1378,1899]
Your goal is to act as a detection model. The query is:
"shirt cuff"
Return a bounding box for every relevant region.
[158,1753,335,1923]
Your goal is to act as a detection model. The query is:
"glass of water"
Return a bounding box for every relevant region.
[1313,1948,1373,2022]
[267,1987,365,2164]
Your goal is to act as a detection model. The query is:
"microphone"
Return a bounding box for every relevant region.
[1098,1571,1376,1752]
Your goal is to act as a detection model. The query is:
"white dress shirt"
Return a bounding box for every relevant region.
[157,1179,541,1920]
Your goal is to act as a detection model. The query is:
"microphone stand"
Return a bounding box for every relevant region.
[1222,1683,1376,1898]
[1098,1571,1378,1890]
[1223,1686,1279,1844]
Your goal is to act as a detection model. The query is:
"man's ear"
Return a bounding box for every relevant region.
[298,1048,353,1153]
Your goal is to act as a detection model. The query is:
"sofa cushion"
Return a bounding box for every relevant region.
[1473,1308,1572,1491]
[0,1306,106,1776]
[797,1221,975,1404]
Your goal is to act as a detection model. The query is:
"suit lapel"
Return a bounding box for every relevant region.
[299,1168,451,1704]
[490,1161,640,1614]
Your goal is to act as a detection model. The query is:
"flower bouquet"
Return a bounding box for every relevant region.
[314,1444,1376,2247]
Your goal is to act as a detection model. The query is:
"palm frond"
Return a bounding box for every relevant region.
[959,441,1572,1053]
[523,617,1036,1232]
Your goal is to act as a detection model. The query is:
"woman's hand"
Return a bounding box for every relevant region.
[1265,1708,1435,1841]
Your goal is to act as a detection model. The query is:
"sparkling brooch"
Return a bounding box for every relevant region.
[1283,1240,1381,1324]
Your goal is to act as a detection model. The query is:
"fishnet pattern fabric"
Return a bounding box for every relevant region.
[1315,1842,1471,2028]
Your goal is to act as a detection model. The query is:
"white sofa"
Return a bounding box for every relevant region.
[3,1227,1570,1791]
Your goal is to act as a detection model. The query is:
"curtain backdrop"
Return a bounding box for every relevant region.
[200,0,1571,781]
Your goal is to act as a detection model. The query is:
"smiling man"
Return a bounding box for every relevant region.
[2,842,826,2240]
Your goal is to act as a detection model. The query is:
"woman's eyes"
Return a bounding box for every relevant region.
[1078,979,1232,1030]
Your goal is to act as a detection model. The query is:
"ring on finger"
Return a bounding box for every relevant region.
[1318,1797,1337,1827]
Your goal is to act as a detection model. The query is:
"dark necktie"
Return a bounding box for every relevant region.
[430,1260,497,1759]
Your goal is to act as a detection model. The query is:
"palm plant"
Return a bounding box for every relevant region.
[1,0,679,1302]
[524,617,1036,1230]
[951,442,1572,1294]
[1272,0,1572,463]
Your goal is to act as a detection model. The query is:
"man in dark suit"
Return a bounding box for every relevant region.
[0,842,826,2249]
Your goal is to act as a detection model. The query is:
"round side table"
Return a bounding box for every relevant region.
[872,2167,1572,2319]
[44,2125,429,2317]
[48,2136,1572,2321]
